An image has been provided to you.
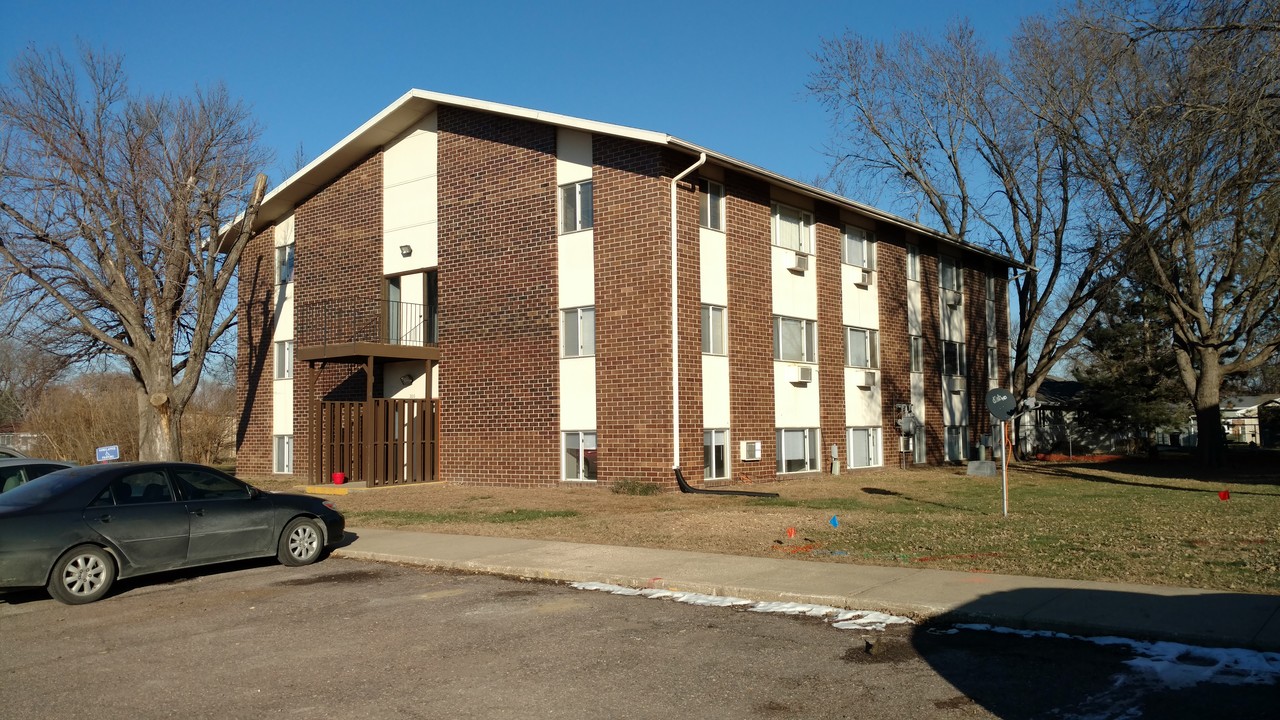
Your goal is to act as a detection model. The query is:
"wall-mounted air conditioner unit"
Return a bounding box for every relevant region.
[791,251,809,273]
[947,375,967,393]
[790,365,813,384]
[858,370,877,388]
[943,289,962,307]
[740,441,762,462]
[855,269,873,287]
[900,435,914,452]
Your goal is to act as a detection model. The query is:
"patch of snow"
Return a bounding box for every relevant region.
[570,581,912,631]
[954,623,1280,689]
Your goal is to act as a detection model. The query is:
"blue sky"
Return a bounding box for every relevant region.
[2,0,1053,204]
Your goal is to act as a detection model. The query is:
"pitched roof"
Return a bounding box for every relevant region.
[233,89,1026,270]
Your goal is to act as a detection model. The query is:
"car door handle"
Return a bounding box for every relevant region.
[189,508,204,517]
[97,514,112,523]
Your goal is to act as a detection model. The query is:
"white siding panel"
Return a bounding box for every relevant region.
[385,223,438,274]
[907,281,922,336]
[558,230,595,308]
[699,228,728,306]
[560,358,597,430]
[272,379,292,435]
[841,265,879,328]
[702,355,731,428]
[770,246,817,320]
[383,114,437,187]
[844,368,881,426]
[556,128,592,184]
[773,364,821,428]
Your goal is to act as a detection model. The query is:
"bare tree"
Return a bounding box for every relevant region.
[1031,0,1280,465]
[0,338,74,425]
[0,46,269,460]
[809,21,1117,421]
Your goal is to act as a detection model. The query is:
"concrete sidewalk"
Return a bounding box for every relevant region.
[332,527,1280,651]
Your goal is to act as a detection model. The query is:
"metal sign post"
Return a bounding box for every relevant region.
[985,389,1018,518]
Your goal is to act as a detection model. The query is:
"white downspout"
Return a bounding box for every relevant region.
[669,153,707,470]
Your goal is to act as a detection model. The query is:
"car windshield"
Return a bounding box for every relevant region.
[0,467,90,509]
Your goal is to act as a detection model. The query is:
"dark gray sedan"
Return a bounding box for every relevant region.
[0,462,345,604]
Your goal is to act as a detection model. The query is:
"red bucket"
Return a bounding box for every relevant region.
[331,471,346,485]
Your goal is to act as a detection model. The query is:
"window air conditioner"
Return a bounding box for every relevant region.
[855,269,872,287]
[740,441,762,462]
[791,252,809,273]
[900,435,914,452]
[948,375,967,393]
[791,365,813,384]
[858,370,877,388]
[943,289,962,307]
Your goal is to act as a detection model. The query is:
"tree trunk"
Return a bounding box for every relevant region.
[1190,353,1225,468]
[136,387,182,461]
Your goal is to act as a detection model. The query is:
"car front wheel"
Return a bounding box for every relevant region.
[278,517,324,566]
[48,545,116,604]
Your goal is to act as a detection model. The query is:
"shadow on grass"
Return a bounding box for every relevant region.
[1028,463,1278,497]
[1030,447,1280,486]
[909,587,1280,719]
[861,486,982,513]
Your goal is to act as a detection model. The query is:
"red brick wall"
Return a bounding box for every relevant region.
[723,172,778,481]
[815,204,847,474]
[916,237,947,464]
[874,227,911,466]
[291,152,385,479]
[236,225,276,475]
[436,107,560,486]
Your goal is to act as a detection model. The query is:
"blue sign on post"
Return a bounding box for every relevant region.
[95,445,120,463]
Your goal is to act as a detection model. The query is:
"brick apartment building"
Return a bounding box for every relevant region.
[235,90,1018,490]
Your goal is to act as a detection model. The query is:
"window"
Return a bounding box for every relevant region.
[844,327,879,368]
[943,341,965,376]
[562,307,596,357]
[275,340,293,380]
[175,469,250,501]
[771,203,813,254]
[914,425,927,464]
[910,336,924,373]
[773,316,817,363]
[987,346,998,381]
[701,305,726,355]
[276,244,295,285]
[946,426,967,462]
[847,427,881,468]
[777,428,819,474]
[112,471,173,504]
[563,431,597,481]
[560,180,593,234]
[842,226,875,268]
[704,429,729,479]
[699,179,724,231]
[274,435,293,474]
[940,255,962,292]
[906,245,920,282]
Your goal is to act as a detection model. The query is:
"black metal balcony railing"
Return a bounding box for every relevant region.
[297,299,438,349]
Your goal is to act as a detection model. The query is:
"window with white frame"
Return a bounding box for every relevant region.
[773,316,817,363]
[844,327,879,368]
[563,431,597,481]
[914,425,927,464]
[910,335,924,373]
[940,255,962,292]
[704,429,729,479]
[559,180,593,234]
[906,245,920,282]
[274,340,293,380]
[842,226,875,268]
[847,427,881,468]
[987,346,998,382]
[273,435,293,474]
[699,179,724,231]
[562,307,596,357]
[276,244,295,285]
[771,203,813,254]
[945,426,967,461]
[701,305,726,355]
[776,428,819,474]
[986,274,998,334]
[943,340,965,376]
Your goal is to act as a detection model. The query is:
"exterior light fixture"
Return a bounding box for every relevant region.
[399,245,412,257]
[399,374,414,386]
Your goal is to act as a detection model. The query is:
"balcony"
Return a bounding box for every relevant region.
[295,299,441,363]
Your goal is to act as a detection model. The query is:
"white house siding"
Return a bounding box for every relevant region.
[272,213,295,440]
[557,129,596,437]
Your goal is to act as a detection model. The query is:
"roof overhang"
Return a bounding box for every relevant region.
[222,89,1029,271]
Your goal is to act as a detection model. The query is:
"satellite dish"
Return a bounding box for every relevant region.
[985,388,1018,421]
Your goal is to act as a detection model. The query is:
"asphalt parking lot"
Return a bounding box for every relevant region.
[2,557,1276,719]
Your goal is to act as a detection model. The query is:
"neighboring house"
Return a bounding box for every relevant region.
[1019,378,1134,456]
[234,90,1021,489]
[1218,395,1279,445]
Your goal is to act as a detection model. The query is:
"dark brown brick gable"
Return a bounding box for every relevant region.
[815,203,847,474]
[436,106,559,487]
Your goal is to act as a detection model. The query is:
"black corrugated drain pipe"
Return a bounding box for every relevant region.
[674,468,779,498]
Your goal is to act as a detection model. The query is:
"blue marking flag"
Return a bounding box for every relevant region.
[829,515,839,528]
